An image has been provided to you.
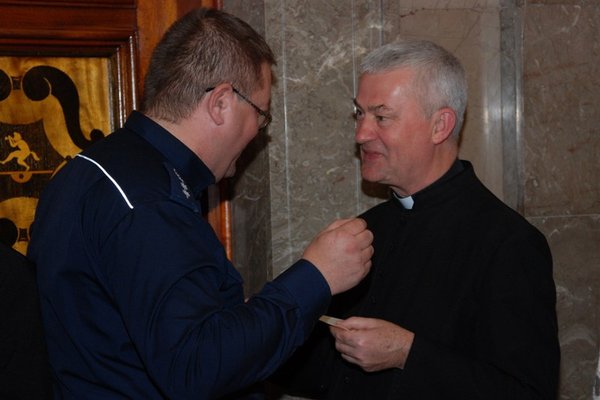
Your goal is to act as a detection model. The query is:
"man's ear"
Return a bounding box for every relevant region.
[431,107,457,145]
[205,84,233,126]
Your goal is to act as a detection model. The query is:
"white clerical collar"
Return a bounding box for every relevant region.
[392,192,414,209]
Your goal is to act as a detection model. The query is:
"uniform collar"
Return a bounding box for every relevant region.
[392,159,467,211]
[124,111,215,197]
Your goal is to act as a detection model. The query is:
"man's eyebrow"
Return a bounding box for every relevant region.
[353,98,391,113]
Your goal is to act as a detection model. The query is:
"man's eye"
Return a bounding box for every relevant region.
[352,110,364,120]
[375,115,386,122]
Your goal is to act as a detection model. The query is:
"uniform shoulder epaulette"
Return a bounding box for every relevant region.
[164,162,200,213]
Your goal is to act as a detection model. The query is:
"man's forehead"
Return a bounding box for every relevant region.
[356,71,415,111]
[353,97,393,113]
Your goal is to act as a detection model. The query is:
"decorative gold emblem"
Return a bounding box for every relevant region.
[0,57,112,254]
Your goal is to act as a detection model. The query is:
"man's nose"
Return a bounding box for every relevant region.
[355,119,375,144]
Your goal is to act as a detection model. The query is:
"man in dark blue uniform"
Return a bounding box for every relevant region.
[28,8,373,399]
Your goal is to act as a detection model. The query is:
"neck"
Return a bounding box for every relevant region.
[392,148,458,197]
[147,113,223,179]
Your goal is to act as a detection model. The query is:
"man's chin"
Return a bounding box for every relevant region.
[360,166,381,183]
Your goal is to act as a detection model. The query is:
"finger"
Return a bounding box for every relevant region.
[338,218,368,236]
[341,316,376,330]
[332,322,359,339]
[361,246,374,264]
[323,218,354,232]
[354,231,373,251]
[362,259,372,271]
[334,337,354,354]
[354,229,374,247]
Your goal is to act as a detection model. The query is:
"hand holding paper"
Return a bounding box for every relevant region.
[328,316,414,371]
[319,315,349,330]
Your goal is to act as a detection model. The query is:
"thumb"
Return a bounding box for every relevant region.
[337,316,375,331]
[322,218,354,232]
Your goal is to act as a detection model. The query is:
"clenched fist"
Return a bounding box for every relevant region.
[302,218,373,295]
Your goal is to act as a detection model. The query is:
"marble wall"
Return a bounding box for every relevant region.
[522,1,600,398]
[223,0,600,398]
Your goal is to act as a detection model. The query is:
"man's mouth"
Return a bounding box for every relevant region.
[360,147,383,161]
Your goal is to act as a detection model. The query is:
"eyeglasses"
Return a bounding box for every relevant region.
[205,86,272,130]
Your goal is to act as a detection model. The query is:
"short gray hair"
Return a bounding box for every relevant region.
[361,40,467,138]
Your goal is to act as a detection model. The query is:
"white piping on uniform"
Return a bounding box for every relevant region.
[76,154,134,209]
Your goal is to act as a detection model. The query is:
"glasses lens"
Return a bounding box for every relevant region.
[259,113,272,130]
[258,115,267,129]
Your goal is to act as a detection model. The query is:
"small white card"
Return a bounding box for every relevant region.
[318,315,348,330]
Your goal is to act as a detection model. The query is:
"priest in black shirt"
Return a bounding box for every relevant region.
[271,39,559,399]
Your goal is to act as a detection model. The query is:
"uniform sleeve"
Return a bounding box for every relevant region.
[98,201,331,399]
[401,228,560,399]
